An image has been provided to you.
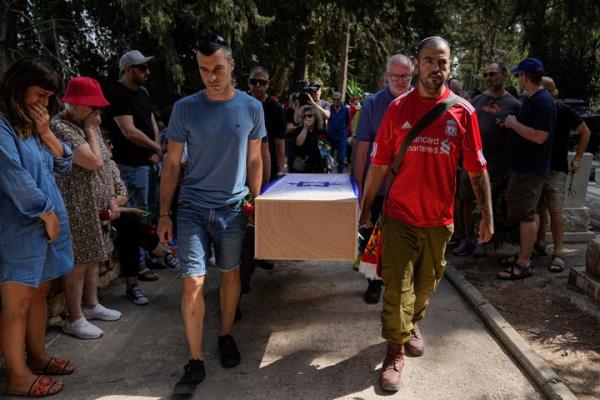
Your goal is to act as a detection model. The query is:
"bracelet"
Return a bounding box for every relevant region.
[159,214,171,218]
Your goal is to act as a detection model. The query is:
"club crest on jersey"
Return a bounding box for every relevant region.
[445,119,457,137]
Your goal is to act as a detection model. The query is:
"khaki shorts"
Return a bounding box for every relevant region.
[540,171,567,213]
[506,170,545,223]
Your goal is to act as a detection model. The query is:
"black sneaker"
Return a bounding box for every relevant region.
[218,335,241,368]
[364,279,383,304]
[173,359,206,395]
[164,253,182,270]
[452,239,476,256]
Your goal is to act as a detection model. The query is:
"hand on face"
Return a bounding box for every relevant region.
[83,109,102,132]
[28,102,51,135]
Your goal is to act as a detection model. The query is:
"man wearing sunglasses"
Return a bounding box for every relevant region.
[248,66,286,182]
[470,63,521,257]
[158,35,265,395]
[104,49,162,304]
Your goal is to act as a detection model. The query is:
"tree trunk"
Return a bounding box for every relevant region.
[291,30,311,89]
[0,0,22,71]
[337,23,351,102]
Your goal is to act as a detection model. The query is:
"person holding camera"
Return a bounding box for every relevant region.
[308,79,331,120]
[289,105,328,173]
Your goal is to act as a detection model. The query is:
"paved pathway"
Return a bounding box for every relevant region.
[8,261,544,399]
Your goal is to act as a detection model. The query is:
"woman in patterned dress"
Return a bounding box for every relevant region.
[51,77,122,340]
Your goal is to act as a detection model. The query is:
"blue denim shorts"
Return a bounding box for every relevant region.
[177,202,247,277]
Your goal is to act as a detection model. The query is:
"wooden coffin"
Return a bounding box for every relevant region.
[255,173,358,260]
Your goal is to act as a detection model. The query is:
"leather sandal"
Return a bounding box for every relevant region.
[496,263,534,280]
[549,254,566,273]
[5,375,63,397]
[29,357,75,375]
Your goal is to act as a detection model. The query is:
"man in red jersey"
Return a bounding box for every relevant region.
[359,36,494,392]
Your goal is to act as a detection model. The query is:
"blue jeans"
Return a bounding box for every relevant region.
[117,164,150,209]
[330,137,347,173]
[177,202,247,277]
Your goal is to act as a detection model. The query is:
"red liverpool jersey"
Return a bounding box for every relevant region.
[371,87,486,228]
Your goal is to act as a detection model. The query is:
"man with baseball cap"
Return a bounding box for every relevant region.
[308,79,331,120]
[497,57,557,280]
[104,49,161,304]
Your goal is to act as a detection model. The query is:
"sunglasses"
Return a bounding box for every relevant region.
[332,97,342,101]
[303,114,315,119]
[249,78,268,86]
[482,71,497,78]
[514,72,523,78]
[133,64,149,72]
[310,85,320,90]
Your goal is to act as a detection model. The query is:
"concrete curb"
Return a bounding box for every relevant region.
[445,265,579,400]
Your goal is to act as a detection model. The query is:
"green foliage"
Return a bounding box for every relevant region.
[2,0,599,111]
[346,77,363,98]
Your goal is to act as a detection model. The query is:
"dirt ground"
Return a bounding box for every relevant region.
[448,243,600,400]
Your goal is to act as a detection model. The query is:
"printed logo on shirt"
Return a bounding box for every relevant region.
[445,119,457,137]
[407,136,453,156]
[482,103,501,114]
[440,139,451,155]
[401,121,412,129]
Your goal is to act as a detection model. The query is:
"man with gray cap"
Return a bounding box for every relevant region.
[104,49,162,304]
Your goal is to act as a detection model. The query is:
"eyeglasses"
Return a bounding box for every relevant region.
[388,74,412,82]
[482,71,497,78]
[303,114,315,119]
[133,64,149,72]
[249,78,268,86]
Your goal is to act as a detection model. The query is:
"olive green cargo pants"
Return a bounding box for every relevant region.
[380,216,453,345]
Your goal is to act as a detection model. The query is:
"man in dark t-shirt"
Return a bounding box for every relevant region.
[536,76,590,272]
[104,49,162,304]
[105,50,161,209]
[471,62,521,256]
[247,66,286,182]
[498,57,557,280]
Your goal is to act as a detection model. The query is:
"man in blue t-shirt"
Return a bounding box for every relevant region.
[497,57,557,280]
[352,53,413,303]
[157,35,265,394]
[328,91,350,173]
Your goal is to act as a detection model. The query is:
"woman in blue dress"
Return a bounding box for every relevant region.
[0,58,74,397]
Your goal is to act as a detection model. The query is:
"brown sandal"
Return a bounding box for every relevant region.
[5,375,63,397]
[29,357,75,376]
[138,268,159,281]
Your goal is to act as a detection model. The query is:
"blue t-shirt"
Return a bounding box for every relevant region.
[506,88,556,175]
[355,86,395,144]
[167,90,266,207]
[327,104,350,140]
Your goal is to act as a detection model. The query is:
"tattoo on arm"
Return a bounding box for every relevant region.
[469,171,493,226]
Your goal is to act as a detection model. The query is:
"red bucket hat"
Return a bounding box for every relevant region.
[60,76,110,107]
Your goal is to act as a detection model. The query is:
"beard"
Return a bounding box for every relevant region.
[421,74,445,91]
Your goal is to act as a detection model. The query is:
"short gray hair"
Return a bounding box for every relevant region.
[386,54,413,72]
